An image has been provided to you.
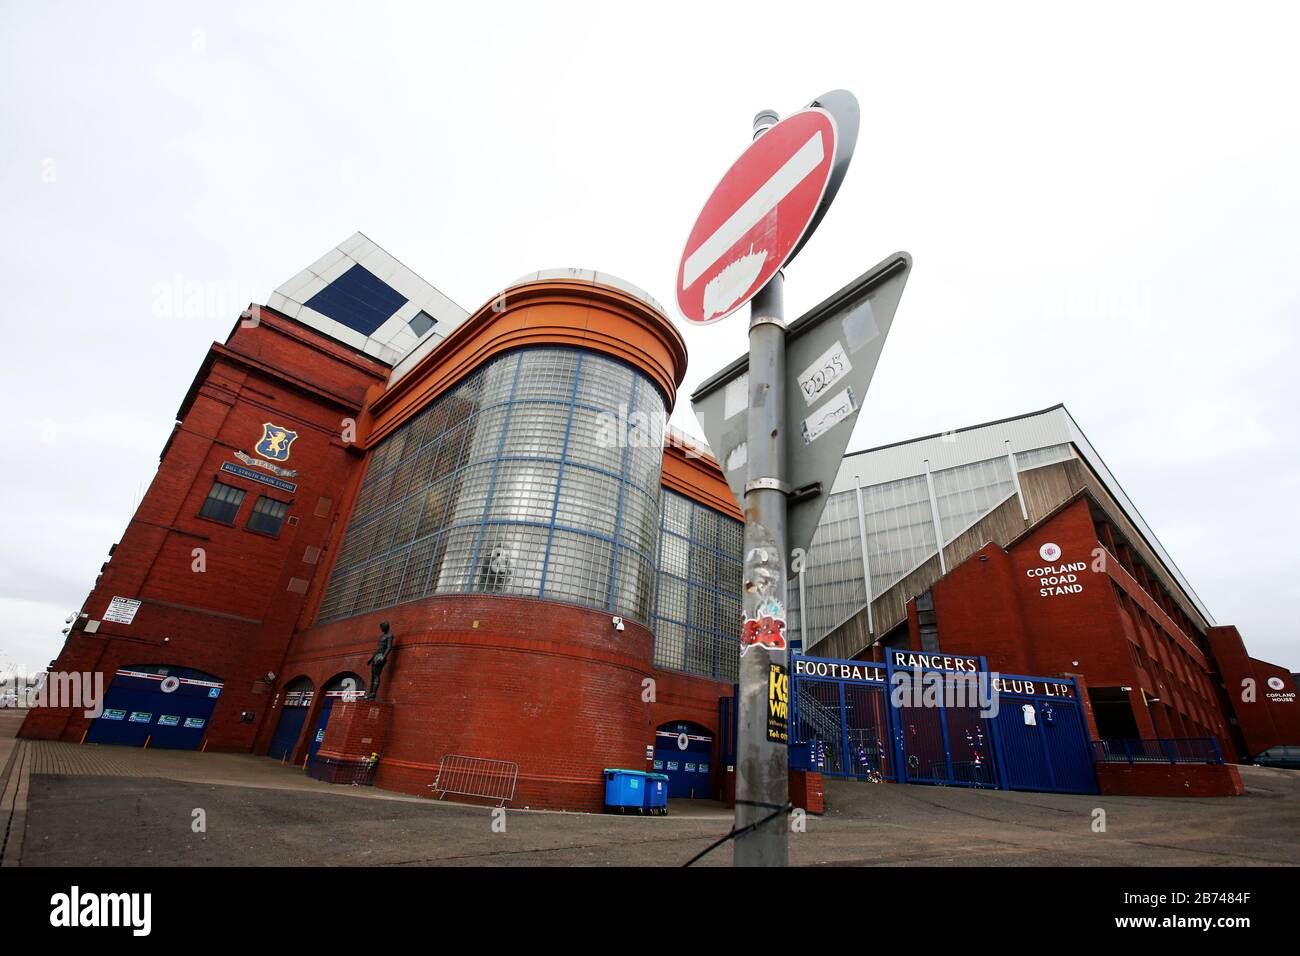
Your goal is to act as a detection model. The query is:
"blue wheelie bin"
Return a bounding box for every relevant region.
[604,769,646,814]
[643,772,669,815]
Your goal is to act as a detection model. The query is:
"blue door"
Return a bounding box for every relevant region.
[267,679,314,762]
[307,694,335,761]
[653,722,713,799]
[85,667,223,750]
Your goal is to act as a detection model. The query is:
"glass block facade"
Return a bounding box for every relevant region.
[652,490,744,682]
[317,347,665,624]
[790,443,1076,645]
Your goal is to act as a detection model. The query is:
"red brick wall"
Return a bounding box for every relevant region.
[1208,625,1300,757]
[21,311,385,747]
[1095,761,1244,798]
[928,500,1128,678]
[920,498,1241,754]
[278,593,728,811]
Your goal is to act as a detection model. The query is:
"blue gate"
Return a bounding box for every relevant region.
[790,652,1097,795]
[993,676,1098,794]
[85,666,223,750]
[791,658,894,781]
[653,721,714,798]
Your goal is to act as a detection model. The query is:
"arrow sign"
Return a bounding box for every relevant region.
[676,108,839,325]
[689,252,912,557]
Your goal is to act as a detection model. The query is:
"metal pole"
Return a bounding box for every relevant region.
[922,458,946,574]
[853,475,874,637]
[1005,440,1029,521]
[735,107,790,867]
[797,564,807,654]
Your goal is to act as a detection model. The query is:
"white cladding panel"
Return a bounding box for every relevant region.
[269,232,468,368]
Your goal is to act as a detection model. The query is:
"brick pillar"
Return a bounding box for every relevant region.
[1130,688,1158,738]
[318,700,393,761]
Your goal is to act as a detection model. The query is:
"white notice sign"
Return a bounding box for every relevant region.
[797,340,852,406]
[801,387,857,444]
[104,596,142,625]
[724,373,749,421]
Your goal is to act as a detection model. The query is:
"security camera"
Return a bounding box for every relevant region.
[61,626,70,635]
[611,616,625,632]
[64,613,75,624]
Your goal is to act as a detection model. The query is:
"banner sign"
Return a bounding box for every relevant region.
[220,461,297,493]
[890,651,981,673]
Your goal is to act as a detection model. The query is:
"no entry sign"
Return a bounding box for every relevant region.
[677,108,837,325]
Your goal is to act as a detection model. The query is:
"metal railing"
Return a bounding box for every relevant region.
[1093,737,1224,765]
[429,754,519,807]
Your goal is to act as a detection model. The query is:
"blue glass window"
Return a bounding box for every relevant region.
[304,264,407,336]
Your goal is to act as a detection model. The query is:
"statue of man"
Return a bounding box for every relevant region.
[366,621,395,700]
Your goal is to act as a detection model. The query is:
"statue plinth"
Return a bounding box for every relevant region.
[309,699,395,784]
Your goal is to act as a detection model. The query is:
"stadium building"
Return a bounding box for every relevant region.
[22,235,1299,808]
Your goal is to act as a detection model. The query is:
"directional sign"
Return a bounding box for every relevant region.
[677,109,840,325]
[690,252,912,557]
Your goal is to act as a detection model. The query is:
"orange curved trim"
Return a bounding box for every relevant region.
[661,443,742,520]
[364,279,688,449]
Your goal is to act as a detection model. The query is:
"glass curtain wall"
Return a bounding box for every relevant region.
[652,489,743,681]
[318,347,665,624]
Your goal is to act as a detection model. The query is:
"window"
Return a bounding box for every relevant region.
[408,310,437,337]
[199,481,245,524]
[247,496,290,536]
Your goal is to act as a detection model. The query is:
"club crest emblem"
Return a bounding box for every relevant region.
[255,423,298,462]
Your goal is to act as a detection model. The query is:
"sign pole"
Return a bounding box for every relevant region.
[734,109,791,867]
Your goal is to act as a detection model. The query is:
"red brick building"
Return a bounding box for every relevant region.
[24,237,1297,811]
[797,408,1299,769]
[23,237,741,811]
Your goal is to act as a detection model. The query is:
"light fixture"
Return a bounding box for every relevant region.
[611,617,625,633]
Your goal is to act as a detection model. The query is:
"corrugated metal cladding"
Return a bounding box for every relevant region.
[821,404,1213,627]
[831,406,1075,493]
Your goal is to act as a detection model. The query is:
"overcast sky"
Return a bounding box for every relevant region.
[2,1,1297,674]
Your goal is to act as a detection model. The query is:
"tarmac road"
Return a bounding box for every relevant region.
[12,736,1299,867]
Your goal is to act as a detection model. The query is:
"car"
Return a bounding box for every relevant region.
[1253,745,1300,770]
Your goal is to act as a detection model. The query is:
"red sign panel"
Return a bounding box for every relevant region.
[677,108,837,325]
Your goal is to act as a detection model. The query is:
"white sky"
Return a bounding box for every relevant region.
[2,1,1297,674]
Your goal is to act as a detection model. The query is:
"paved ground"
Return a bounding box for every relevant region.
[4,713,1298,867]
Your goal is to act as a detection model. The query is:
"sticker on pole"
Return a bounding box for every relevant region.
[676,108,837,325]
[767,663,790,744]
